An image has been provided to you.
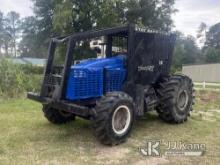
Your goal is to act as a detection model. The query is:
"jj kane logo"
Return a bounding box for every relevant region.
[139,140,206,157]
[139,140,161,157]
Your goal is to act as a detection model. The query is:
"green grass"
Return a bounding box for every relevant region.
[0,91,220,164]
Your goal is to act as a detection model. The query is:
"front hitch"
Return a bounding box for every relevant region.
[27,92,51,104]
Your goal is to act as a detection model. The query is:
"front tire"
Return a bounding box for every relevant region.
[156,75,194,123]
[43,105,75,124]
[92,92,135,145]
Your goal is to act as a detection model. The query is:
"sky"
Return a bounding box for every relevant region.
[0,0,33,17]
[173,0,220,37]
[0,0,220,38]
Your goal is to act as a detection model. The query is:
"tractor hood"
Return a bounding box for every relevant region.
[67,55,127,100]
[72,55,126,69]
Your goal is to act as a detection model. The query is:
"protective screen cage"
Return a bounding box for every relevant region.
[69,35,127,100]
[104,68,126,92]
[66,68,104,100]
[66,67,126,100]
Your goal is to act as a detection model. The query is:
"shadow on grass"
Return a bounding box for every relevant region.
[35,112,165,145]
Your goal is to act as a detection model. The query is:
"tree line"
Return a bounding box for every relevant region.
[0,0,220,71]
[172,22,220,71]
[0,11,20,57]
[1,0,176,58]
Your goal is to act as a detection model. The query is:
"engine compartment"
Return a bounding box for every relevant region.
[66,55,126,100]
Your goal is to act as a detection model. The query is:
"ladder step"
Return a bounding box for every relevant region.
[51,74,62,78]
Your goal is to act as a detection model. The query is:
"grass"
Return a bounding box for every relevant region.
[0,91,220,164]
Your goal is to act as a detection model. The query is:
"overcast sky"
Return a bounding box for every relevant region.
[173,0,220,37]
[0,0,220,38]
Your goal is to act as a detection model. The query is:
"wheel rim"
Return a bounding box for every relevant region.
[112,105,131,136]
[177,90,189,111]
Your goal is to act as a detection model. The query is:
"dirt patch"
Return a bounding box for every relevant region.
[209,109,220,113]
[95,146,130,164]
[197,91,220,103]
[198,111,214,117]
[128,138,144,146]
[135,157,169,165]
[192,111,217,122]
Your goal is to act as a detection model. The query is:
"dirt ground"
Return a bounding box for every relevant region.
[0,90,220,164]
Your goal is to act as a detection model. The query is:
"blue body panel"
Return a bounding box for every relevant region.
[72,55,125,69]
[66,56,126,100]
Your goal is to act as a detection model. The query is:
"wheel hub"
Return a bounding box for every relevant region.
[112,105,131,136]
[177,90,189,111]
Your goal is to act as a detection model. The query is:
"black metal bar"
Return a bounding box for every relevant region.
[135,85,146,116]
[127,24,135,81]
[28,92,50,104]
[27,92,90,118]
[166,34,176,74]
[40,40,57,97]
[106,35,113,57]
[51,101,90,118]
[58,38,76,100]
[71,26,129,41]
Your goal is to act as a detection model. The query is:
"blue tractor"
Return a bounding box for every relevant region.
[28,25,194,145]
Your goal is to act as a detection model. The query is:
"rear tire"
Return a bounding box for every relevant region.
[156,75,194,123]
[92,92,135,145]
[43,105,75,124]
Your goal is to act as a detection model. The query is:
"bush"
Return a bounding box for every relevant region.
[0,59,43,98]
[20,64,44,75]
